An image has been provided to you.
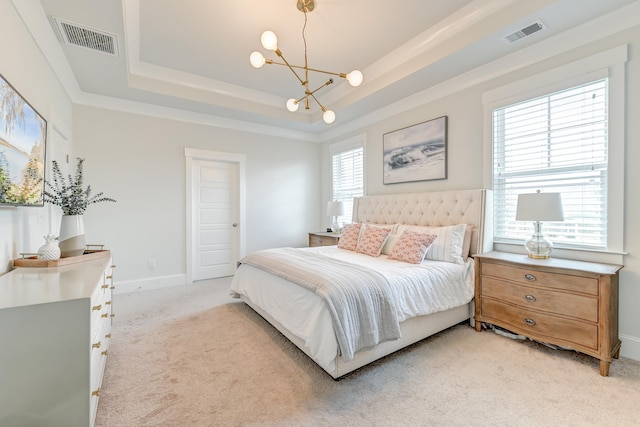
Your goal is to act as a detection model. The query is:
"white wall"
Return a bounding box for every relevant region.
[0,1,73,274]
[322,26,640,361]
[73,106,321,291]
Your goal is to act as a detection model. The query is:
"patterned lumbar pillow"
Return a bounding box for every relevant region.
[355,225,392,257]
[387,230,438,264]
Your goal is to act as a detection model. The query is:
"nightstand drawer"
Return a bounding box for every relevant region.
[481,298,598,350]
[308,233,340,247]
[482,277,598,322]
[481,263,598,295]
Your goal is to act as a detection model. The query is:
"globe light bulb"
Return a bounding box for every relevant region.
[249,51,265,68]
[323,110,336,124]
[286,98,299,112]
[346,70,363,87]
[260,30,278,51]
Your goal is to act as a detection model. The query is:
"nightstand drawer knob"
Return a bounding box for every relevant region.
[524,274,537,281]
[524,294,537,303]
[524,318,537,326]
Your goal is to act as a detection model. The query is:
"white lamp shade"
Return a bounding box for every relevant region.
[260,30,278,51]
[327,201,345,217]
[516,192,564,222]
[346,70,363,87]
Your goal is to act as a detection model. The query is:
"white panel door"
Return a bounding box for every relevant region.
[193,159,239,280]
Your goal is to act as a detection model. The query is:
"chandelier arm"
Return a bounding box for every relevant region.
[309,92,327,111]
[308,79,334,96]
[264,61,347,78]
[273,50,306,85]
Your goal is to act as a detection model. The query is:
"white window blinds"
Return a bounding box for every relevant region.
[493,78,608,249]
[331,145,364,226]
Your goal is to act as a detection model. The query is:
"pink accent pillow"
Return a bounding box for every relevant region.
[337,223,362,251]
[355,225,392,257]
[388,231,438,264]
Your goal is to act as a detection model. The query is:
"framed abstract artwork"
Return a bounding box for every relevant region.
[383,116,447,184]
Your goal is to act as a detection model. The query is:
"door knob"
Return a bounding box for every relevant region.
[232,223,238,227]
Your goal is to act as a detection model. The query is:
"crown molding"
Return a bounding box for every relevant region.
[75,91,322,142]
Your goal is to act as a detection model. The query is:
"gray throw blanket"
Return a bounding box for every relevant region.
[239,248,401,361]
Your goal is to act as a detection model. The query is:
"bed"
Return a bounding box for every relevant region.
[230,189,493,379]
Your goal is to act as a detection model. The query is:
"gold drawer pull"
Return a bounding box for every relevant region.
[101,350,109,356]
[524,274,536,281]
[101,285,109,289]
[92,389,100,397]
[110,286,115,290]
[524,318,537,326]
[111,265,116,268]
[92,305,102,311]
[105,333,112,339]
[106,275,113,280]
[524,294,537,303]
[110,314,116,318]
[105,301,112,305]
[92,341,101,349]
[101,313,109,318]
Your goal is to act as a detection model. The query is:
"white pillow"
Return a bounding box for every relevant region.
[395,223,468,264]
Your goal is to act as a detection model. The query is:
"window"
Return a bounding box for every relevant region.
[330,137,364,226]
[492,79,609,250]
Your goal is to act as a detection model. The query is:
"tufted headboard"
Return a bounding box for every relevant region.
[352,189,493,256]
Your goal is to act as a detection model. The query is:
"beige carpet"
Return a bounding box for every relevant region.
[96,277,640,426]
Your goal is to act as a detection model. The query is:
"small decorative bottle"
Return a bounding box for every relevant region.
[37,234,61,260]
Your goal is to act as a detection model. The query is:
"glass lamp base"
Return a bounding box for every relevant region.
[524,222,553,259]
[331,218,341,234]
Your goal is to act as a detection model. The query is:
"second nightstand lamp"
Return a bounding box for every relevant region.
[516,190,564,259]
[326,200,344,234]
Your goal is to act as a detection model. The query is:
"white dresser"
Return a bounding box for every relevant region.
[0,255,114,427]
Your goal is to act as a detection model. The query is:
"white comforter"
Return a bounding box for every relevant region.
[230,246,474,371]
[238,247,402,361]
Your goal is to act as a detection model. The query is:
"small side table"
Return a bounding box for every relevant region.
[308,231,340,247]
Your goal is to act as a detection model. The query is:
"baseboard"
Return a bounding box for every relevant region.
[114,274,186,294]
[620,333,640,362]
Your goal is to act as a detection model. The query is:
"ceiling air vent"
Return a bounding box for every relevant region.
[52,17,119,57]
[503,21,545,44]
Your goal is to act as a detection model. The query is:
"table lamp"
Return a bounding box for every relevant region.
[516,191,564,259]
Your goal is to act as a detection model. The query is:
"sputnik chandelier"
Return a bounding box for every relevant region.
[249,0,363,124]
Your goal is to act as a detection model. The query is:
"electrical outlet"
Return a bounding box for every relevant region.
[147,259,157,270]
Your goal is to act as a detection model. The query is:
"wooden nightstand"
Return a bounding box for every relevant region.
[308,231,340,247]
[474,251,623,376]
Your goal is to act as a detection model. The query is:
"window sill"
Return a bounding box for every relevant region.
[493,242,627,266]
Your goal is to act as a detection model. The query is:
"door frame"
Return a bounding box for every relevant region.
[185,148,246,285]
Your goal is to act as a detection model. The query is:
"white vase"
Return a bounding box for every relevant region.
[59,215,86,257]
[37,234,61,260]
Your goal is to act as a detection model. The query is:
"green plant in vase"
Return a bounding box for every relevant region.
[44,157,116,256]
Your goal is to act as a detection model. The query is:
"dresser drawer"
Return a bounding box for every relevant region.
[482,262,598,295]
[482,277,598,322]
[481,298,598,350]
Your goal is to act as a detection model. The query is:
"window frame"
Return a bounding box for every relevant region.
[329,134,366,226]
[483,45,627,264]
